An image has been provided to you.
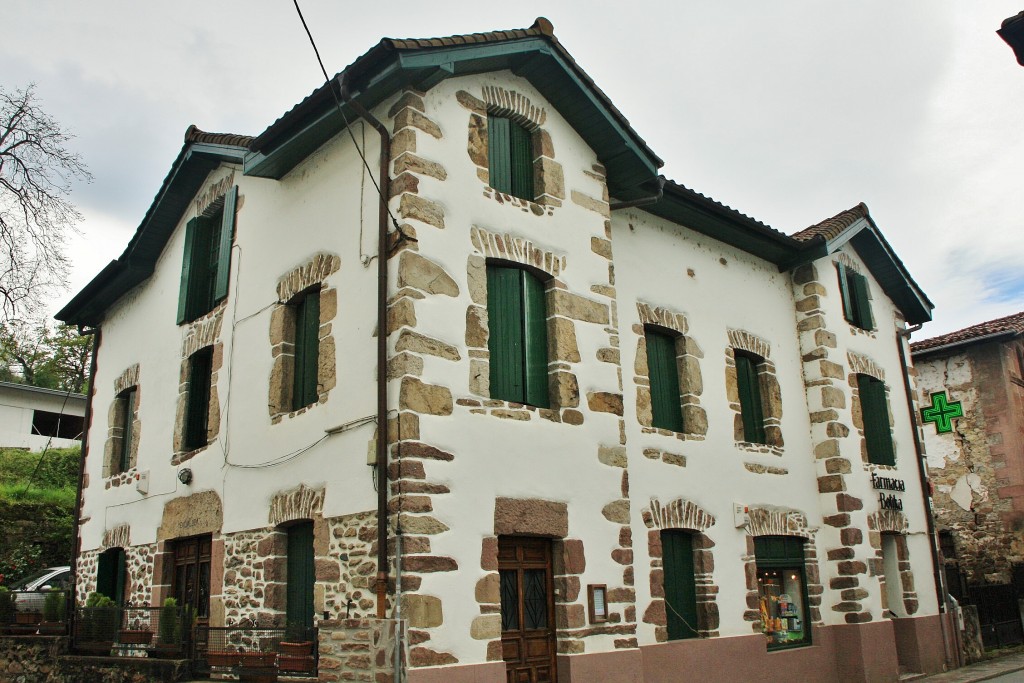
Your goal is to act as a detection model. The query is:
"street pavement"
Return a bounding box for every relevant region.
[920,652,1024,683]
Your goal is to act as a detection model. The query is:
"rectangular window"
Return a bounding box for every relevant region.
[646,328,684,432]
[177,186,237,324]
[837,263,873,330]
[292,290,321,410]
[487,265,549,408]
[117,387,137,474]
[488,114,533,201]
[735,351,766,444]
[858,374,895,465]
[31,410,84,440]
[755,536,810,648]
[661,530,698,640]
[184,347,213,451]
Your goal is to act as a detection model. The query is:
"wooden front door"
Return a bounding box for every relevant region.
[171,535,211,619]
[499,537,556,683]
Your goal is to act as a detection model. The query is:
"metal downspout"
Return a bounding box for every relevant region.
[337,78,394,624]
[69,327,101,637]
[896,323,959,669]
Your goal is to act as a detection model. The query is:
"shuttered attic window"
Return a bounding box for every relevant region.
[735,351,767,444]
[836,263,874,330]
[177,186,238,324]
[488,114,534,201]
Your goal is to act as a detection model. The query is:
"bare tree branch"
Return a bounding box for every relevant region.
[0,83,91,321]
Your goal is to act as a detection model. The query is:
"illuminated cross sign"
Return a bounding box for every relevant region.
[920,391,964,434]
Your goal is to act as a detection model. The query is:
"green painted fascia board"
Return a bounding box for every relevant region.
[849,229,932,324]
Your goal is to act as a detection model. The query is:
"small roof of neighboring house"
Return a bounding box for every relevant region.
[0,381,87,404]
[789,203,933,325]
[56,18,932,327]
[911,311,1024,358]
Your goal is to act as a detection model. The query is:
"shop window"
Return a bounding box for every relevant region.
[646,327,684,432]
[735,351,766,444]
[661,530,698,640]
[286,521,315,630]
[114,387,137,474]
[177,187,237,324]
[292,289,321,411]
[857,374,894,466]
[183,347,213,451]
[488,114,533,201]
[836,263,873,330]
[487,264,549,408]
[97,547,126,605]
[755,536,810,648]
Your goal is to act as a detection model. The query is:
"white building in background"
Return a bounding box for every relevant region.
[0,381,85,451]
[58,18,953,683]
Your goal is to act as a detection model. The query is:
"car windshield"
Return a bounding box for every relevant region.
[9,568,57,590]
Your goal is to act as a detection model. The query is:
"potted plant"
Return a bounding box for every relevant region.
[80,592,118,650]
[278,619,315,672]
[118,612,154,645]
[205,648,240,668]
[37,589,66,634]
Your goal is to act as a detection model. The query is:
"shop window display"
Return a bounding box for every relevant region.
[755,536,810,648]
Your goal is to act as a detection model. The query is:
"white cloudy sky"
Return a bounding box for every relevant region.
[4,1,1023,339]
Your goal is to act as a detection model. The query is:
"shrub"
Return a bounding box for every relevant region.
[43,588,65,622]
[158,597,178,645]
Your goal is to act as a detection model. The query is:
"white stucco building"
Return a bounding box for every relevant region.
[58,18,953,683]
[0,381,86,451]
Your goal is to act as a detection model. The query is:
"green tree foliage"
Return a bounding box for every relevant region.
[0,318,91,392]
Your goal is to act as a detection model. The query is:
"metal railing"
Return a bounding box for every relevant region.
[0,589,69,635]
[71,605,191,657]
[200,625,318,676]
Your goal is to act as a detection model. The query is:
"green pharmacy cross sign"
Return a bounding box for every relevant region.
[920,391,964,434]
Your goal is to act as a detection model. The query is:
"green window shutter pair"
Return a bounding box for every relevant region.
[836,263,874,330]
[487,265,549,408]
[97,548,126,605]
[293,291,321,410]
[736,352,766,444]
[184,348,213,450]
[177,186,238,324]
[661,530,698,640]
[118,388,136,474]
[858,374,895,465]
[286,521,315,630]
[488,115,533,201]
[646,329,684,432]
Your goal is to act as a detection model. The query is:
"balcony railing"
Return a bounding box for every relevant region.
[200,625,318,676]
[71,604,190,657]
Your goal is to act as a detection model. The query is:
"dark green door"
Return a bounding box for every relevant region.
[287,522,315,630]
[662,530,698,640]
[97,547,126,605]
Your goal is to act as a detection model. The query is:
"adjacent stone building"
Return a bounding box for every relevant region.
[58,18,953,683]
[912,312,1024,591]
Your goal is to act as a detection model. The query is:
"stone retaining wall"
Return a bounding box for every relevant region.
[0,636,189,683]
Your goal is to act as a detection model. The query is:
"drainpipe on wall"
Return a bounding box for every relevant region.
[337,75,394,622]
[896,323,960,669]
[69,327,101,633]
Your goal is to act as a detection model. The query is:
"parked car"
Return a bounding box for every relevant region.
[9,566,71,613]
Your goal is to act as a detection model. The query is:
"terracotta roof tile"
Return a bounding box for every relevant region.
[911,311,1024,354]
[185,124,253,148]
[791,202,869,242]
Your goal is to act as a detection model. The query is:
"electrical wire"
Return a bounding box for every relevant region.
[23,383,78,494]
[291,0,401,232]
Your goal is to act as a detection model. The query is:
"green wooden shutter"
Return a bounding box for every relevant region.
[488,115,512,194]
[213,186,237,303]
[836,263,854,325]
[522,271,549,408]
[851,272,874,330]
[509,121,533,200]
[185,349,212,450]
[177,219,199,324]
[119,389,135,473]
[293,292,321,410]
[858,375,894,465]
[662,531,698,640]
[113,548,126,605]
[287,522,315,630]
[736,353,766,444]
[646,330,683,431]
[487,266,525,403]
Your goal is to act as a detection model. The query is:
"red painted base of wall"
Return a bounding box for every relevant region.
[406,616,950,683]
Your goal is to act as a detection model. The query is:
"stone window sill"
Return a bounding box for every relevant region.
[735,442,784,457]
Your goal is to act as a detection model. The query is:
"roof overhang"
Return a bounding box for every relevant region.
[246,35,663,199]
[911,329,1018,360]
[56,141,246,326]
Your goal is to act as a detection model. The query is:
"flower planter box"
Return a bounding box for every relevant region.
[118,629,154,645]
[278,640,313,657]
[238,669,278,683]
[37,621,65,635]
[278,654,315,673]
[206,650,240,667]
[15,612,42,625]
[238,651,277,668]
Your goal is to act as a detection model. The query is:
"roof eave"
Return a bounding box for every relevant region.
[911,330,1018,359]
